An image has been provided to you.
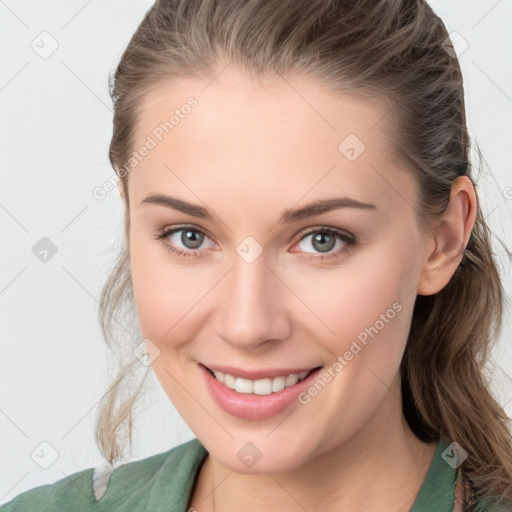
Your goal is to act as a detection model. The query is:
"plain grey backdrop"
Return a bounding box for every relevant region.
[1,0,511,503]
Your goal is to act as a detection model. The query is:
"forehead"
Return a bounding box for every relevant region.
[134,68,394,153]
[127,68,416,216]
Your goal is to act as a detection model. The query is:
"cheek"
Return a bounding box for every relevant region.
[129,227,219,353]
[129,229,189,342]
[290,248,419,369]
[129,238,208,408]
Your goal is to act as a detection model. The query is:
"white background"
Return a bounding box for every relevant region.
[1,0,511,504]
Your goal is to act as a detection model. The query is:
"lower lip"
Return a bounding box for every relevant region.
[199,364,323,421]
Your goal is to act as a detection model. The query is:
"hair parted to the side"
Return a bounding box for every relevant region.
[95,0,512,506]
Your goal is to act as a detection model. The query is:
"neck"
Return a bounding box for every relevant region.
[190,376,437,512]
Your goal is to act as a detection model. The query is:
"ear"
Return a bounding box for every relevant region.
[117,179,131,245]
[117,179,125,202]
[417,176,477,296]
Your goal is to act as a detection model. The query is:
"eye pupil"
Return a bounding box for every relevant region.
[312,232,335,253]
[182,229,204,249]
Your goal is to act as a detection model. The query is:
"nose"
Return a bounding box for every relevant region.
[215,250,291,350]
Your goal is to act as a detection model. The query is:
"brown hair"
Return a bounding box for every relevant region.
[95,0,512,507]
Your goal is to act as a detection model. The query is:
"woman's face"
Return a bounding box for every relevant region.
[125,68,431,472]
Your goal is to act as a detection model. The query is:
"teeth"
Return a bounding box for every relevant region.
[213,370,225,384]
[211,369,311,396]
[272,376,286,393]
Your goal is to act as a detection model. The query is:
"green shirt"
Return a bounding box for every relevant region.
[1,438,508,511]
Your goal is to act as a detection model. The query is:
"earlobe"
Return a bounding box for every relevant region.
[417,176,477,296]
[117,180,125,201]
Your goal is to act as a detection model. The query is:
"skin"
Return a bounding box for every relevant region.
[120,67,476,511]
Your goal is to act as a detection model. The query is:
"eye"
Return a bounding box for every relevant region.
[155,224,355,261]
[292,227,355,261]
[155,225,216,258]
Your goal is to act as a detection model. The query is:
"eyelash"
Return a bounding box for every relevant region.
[154,224,355,261]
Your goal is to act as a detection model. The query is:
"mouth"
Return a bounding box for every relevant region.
[199,363,324,420]
[200,363,323,396]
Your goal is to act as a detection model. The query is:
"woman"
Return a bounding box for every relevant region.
[2,0,511,510]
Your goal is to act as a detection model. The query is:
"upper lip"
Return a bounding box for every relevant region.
[200,363,322,380]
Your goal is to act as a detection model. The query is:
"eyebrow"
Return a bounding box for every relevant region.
[141,193,377,223]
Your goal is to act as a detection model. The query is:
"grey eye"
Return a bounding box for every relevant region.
[178,229,205,249]
[310,232,336,253]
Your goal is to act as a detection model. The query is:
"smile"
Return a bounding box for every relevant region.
[199,363,324,420]
[205,366,318,396]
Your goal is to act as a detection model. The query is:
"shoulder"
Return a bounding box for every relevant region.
[475,496,512,512]
[464,473,512,512]
[0,438,207,512]
[0,467,94,512]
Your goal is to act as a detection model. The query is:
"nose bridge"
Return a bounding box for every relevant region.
[216,247,287,348]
